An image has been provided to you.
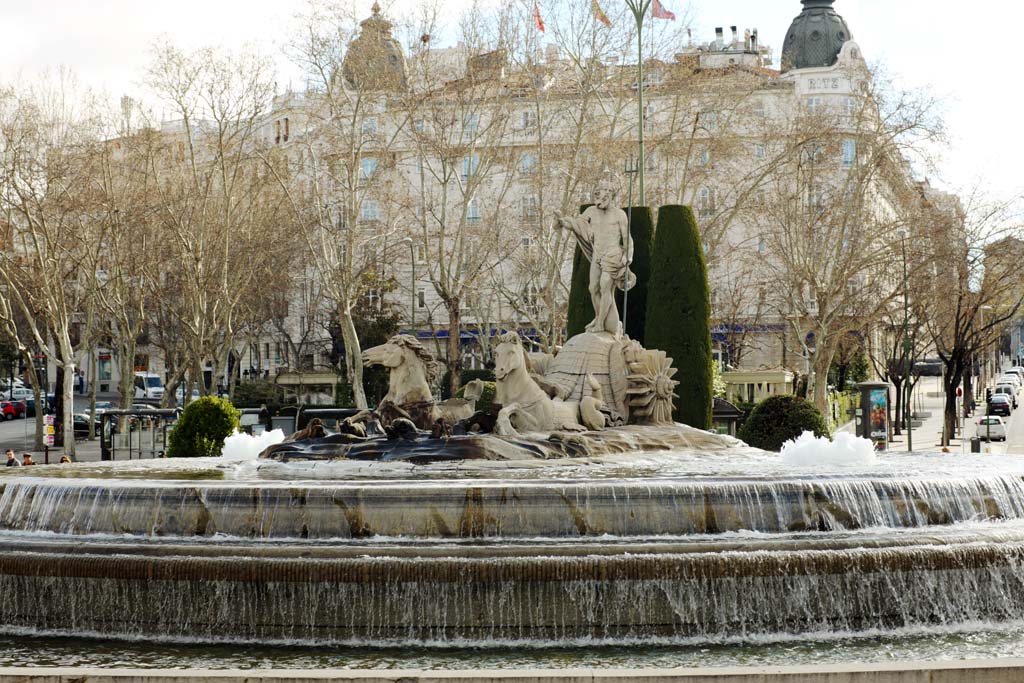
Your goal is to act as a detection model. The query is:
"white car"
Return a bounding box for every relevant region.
[977,416,1007,441]
[998,376,1021,393]
[7,387,33,401]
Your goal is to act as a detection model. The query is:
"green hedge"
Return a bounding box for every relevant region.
[645,205,713,429]
[616,206,653,344]
[738,395,829,452]
[440,369,496,400]
[167,396,240,458]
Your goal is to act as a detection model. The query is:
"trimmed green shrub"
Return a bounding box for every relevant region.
[645,205,713,429]
[167,396,240,458]
[457,380,496,413]
[615,206,654,344]
[738,395,829,451]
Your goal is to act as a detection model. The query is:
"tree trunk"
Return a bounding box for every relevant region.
[447,301,462,398]
[56,331,76,458]
[942,369,963,447]
[21,348,44,450]
[118,340,137,410]
[339,311,367,409]
[892,377,904,436]
[812,350,831,416]
[88,346,98,440]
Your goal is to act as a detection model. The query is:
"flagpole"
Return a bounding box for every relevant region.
[624,0,651,206]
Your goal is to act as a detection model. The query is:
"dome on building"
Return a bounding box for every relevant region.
[780,0,853,73]
[341,2,408,92]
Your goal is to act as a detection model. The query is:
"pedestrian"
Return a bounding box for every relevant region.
[4,449,19,467]
[59,455,71,464]
[21,453,35,466]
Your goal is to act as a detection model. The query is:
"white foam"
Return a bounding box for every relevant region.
[781,430,877,467]
[220,429,285,461]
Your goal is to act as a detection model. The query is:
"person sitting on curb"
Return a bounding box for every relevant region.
[21,453,35,466]
[5,449,19,467]
[59,455,71,464]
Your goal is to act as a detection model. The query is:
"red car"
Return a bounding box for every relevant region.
[0,400,25,420]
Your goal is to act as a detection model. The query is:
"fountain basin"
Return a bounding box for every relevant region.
[3,449,1024,646]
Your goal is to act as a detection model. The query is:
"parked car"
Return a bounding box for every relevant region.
[994,384,1018,409]
[977,415,1008,441]
[988,394,1012,416]
[6,387,33,402]
[24,394,55,417]
[72,413,101,439]
[133,372,165,401]
[997,376,1021,394]
[0,401,25,420]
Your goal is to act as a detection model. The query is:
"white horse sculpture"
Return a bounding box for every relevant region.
[363,334,437,406]
[363,334,480,427]
[493,333,597,436]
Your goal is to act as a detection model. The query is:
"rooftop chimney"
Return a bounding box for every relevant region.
[715,27,724,50]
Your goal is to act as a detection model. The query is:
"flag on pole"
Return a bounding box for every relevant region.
[533,1,545,32]
[592,0,612,28]
[651,0,676,20]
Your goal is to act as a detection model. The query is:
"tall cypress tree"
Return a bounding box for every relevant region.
[566,244,594,338]
[566,204,653,341]
[566,205,595,338]
[646,205,713,429]
[616,206,654,344]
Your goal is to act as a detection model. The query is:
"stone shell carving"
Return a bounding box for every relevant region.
[543,333,629,420]
[624,341,679,426]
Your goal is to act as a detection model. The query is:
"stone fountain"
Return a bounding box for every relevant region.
[2,183,1024,655]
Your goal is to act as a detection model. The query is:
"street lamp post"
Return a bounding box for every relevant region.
[900,232,913,452]
[624,0,652,206]
[401,237,416,335]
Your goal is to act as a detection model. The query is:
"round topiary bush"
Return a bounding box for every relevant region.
[167,396,240,458]
[738,395,829,452]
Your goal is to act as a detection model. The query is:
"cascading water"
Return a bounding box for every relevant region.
[4,443,1024,646]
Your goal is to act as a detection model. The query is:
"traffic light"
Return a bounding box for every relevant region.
[986,388,993,403]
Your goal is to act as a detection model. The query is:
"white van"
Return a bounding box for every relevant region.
[133,372,165,400]
[977,416,1007,441]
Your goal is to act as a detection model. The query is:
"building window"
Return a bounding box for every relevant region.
[805,97,823,114]
[466,198,481,222]
[522,283,540,311]
[274,343,282,365]
[643,103,656,129]
[415,244,427,263]
[843,97,856,118]
[360,199,379,222]
[521,236,535,248]
[521,195,539,221]
[464,113,480,132]
[520,153,538,174]
[699,150,711,167]
[360,157,378,179]
[700,110,719,129]
[807,184,826,212]
[366,289,381,310]
[753,101,766,118]
[754,144,766,160]
[274,120,281,144]
[283,117,290,142]
[757,237,767,254]
[462,154,479,179]
[520,110,537,129]
[418,289,426,308]
[841,139,856,167]
[698,187,716,218]
[413,117,424,133]
[362,117,378,136]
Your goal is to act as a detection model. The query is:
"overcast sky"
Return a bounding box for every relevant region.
[1,0,1016,202]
